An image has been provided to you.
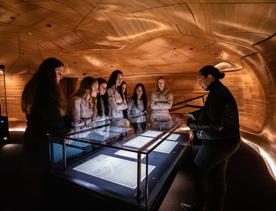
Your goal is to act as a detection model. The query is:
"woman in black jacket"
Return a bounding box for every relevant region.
[21,57,70,209]
[181,65,240,211]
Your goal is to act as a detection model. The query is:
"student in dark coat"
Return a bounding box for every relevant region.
[21,57,70,209]
[181,65,241,211]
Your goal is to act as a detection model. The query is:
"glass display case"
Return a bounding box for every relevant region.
[48,113,190,211]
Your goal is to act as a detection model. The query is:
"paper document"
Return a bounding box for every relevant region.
[162,133,180,141]
[109,127,130,133]
[140,130,162,138]
[73,154,155,189]
[123,136,153,148]
[152,140,177,154]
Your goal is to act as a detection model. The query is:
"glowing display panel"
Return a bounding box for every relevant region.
[115,150,146,159]
[162,133,180,141]
[123,136,153,148]
[69,129,119,142]
[150,140,178,154]
[140,130,162,138]
[109,127,130,133]
[123,136,178,154]
[73,154,155,189]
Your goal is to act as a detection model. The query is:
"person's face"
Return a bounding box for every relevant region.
[55,66,64,83]
[136,86,143,99]
[116,74,123,87]
[99,82,107,96]
[158,79,165,91]
[122,83,127,93]
[91,81,99,97]
[198,74,214,90]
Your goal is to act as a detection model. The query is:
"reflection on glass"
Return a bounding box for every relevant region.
[88,126,114,142]
[129,113,147,134]
[64,112,182,151]
[111,118,130,128]
[150,113,172,130]
[129,113,147,124]
[69,126,120,142]
[70,118,111,133]
[115,150,146,159]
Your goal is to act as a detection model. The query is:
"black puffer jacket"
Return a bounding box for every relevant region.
[188,80,240,142]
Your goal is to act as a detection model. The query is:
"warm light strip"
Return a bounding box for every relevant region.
[9,127,26,132]
[242,137,276,181]
[177,126,190,131]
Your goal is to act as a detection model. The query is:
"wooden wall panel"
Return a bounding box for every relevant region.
[0,76,6,116]
[0,75,31,127]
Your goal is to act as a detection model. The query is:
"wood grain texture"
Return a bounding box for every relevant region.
[0,0,275,178]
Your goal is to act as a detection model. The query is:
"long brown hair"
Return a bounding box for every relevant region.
[21,57,65,116]
[72,77,96,98]
[107,70,123,89]
[71,76,98,118]
[97,78,109,117]
[131,83,147,111]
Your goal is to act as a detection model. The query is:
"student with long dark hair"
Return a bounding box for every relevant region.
[67,76,98,127]
[107,70,127,119]
[181,65,240,211]
[120,81,128,118]
[128,83,147,118]
[22,57,69,167]
[96,78,109,120]
[128,83,147,133]
[21,57,70,208]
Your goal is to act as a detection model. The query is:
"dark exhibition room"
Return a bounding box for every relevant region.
[0,1,276,211]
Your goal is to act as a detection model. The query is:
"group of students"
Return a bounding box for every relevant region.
[19,57,174,209]
[20,57,240,211]
[67,70,173,128]
[20,57,174,176]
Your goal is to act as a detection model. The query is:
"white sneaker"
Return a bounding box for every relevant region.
[180,202,193,210]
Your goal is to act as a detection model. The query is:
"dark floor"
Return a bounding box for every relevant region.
[1,132,276,211]
[159,142,276,211]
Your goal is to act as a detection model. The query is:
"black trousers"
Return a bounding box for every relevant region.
[193,139,240,211]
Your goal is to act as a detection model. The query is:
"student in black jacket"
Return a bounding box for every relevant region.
[181,65,241,211]
[21,57,70,209]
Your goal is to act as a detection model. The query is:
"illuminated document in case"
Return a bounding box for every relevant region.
[123,136,153,148]
[140,130,162,138]
[151,140,178,154]
[109,127,130,133]
[70,130,119,142]
[162,133,180,141]
[73,154,155,189]
[115,150,146,159]
[70,131,91,139]
[88,130,119,142]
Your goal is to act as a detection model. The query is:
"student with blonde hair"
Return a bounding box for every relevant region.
[150,76,173,115]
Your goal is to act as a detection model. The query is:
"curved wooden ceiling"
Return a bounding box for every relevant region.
[0,0,274,77]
